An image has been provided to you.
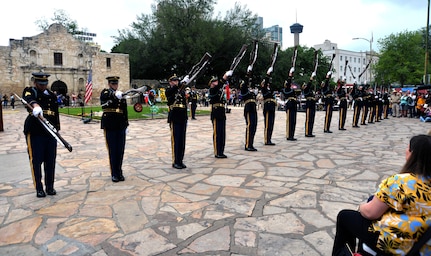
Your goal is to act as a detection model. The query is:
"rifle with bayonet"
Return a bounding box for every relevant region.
[15,93,73,152]
[220,44,248,101]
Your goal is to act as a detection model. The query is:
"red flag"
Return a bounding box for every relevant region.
[84,70,92,104]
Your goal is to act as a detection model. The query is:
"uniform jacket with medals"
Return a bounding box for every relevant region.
[100,88,129,130]
[208,78,227,120]
[166,84,188,124]
[23,87,60,135]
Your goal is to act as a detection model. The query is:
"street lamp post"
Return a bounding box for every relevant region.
[353,35,373,85]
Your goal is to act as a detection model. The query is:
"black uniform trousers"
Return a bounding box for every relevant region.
[170,121,187,166]
[244,102,257,149]
[305,99,316,136]
[191,102,197,119]
[104,129,126,178]
[212,117,226,156]
[26,134,57,191]
[285,99,297,139]
[352,99,362,126]
[263,101,276,144]
[338,99,348,130]
[361,101,369,125]
[368,103,376,123]
[324,97,334,132]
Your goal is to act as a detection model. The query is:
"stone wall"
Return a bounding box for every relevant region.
[0,23,129,105]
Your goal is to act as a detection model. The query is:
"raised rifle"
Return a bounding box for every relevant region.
[268,42,279,76]
[220,44,248,101]
[15,93,73,152]
[290,46,298,77]
[358,58,372,82]
[176,52,212,100]
[310,50,319,92]
[246,40,259,85]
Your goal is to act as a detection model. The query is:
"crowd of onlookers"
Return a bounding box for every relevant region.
[389,90,431,121]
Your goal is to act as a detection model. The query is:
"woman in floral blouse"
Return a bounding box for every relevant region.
[332,134,431,255]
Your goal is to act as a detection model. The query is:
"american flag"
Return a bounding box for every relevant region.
[84,70,92,104]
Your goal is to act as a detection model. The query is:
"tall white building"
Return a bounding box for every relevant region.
[314,40,378,85]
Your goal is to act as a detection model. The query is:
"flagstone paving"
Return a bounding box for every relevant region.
[0,105,429,256]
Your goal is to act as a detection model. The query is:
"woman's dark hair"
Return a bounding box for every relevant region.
[400,134,431,177]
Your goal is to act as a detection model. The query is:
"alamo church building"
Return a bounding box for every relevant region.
[0,23,129,104]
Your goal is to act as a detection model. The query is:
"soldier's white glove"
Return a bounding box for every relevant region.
[181,75,190,84]
[115,91,123,99]
[266,67,273,75]
[43,90,50,95]
[224,70,233,77]
[33,106,43,117]
[289,67,295,74]
[247,65,253,73]
[311,72,316,78]
[327,71,332,77]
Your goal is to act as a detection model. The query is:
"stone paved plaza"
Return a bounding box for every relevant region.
[0,105,429,256]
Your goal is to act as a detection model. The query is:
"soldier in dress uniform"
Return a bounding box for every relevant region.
[189,86,198,120]
[368,88,377,124]
[322,71,335,133]
[165,74,188,169]
[303,72,317,137]
[361,85,370,125]
[336,79,348,131]
[351,83,362,128]
[240,74,258,151]
[100,76,129,182]
[281,67,297,140]
[382,89,390,119]
[23,72,60,197]
[261,67,277,145]
[208,71,231,158]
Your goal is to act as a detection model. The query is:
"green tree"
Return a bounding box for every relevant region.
[35,9,79,34]
[374,30,425,86]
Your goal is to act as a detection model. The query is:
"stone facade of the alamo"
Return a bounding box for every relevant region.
[0,23,130,105]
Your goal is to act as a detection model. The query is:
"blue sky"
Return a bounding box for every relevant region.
[1,0,428,53]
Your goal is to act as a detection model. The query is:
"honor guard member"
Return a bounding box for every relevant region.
[322,71,335,133]
[351,82,362,127]
[368,87,377,124]
[23,72,60,198]
[303,72,317,137]
[189,86,198,120]
[261,67,277,145]
[240,73,258,151]
[208,71,231,158]
[100,76,129,182]
[281,67,298,140]
[376,90,384,121]
[165,74,188,169]
[336,78,348,130]
[361,84,370,125]
[382,89,390,119]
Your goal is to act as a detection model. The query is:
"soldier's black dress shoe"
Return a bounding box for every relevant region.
[245,147,257,151]
[339,128,346,130]
[305,134,315,137]
[173,163,183,169]
[352,125,360,128]
[215,154,227,158]
[46,189,56,195]
[286,137,297,141]
[37,190,46,198]
[265,142,276,145]
[181,163,187,168]
[324,130,333,133]
[112,176,120,182]
[119,175,125,181]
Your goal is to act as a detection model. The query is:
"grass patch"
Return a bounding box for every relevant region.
[59,104,210,120]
